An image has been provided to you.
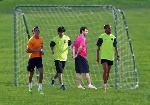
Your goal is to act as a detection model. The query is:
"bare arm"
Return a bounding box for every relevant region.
[50,41,55,54]
[96,38,102,63]
[72,46,76,58]
[68,40,72,50]
[76,45,83,56]
[73,45,83,58]
[96,46,100,63]
[115,47,120,61]
[50,47,55,54]
[26,47,42,53]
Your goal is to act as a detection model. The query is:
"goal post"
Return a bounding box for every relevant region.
[113,9,139,89]
[13,5,139,90]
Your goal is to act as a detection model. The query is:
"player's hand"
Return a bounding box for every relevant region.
[117,56,120,61]
[72,54,77,59]
[41,49,44,55]
[36,47,42,52]
[52,50,55,54]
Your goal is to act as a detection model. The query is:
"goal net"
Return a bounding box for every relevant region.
[14,5,138,90]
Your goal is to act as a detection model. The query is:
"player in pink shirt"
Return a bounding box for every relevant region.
[73,33,87,58]
[72,26,97,89]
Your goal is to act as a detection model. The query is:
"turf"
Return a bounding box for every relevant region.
[0,0,150,105]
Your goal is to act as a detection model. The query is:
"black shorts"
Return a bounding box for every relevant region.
[75,55,90,73]
[55,60,66,73]
[101,59,113,66]
[27,57,43,72]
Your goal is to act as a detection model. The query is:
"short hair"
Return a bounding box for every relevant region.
[57,26,66,33]
[104,24,110,29]
[80,26,88,34]
[32,26,39,32]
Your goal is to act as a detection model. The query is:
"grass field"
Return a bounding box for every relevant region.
[0,0,150,105]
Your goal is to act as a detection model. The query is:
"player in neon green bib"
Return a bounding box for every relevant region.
[50,26,72,90]
[51,33,70,61]
[96,24,120,92]
[98,33,116,61]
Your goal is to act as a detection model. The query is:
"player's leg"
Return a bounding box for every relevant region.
[75,56,85,89]
[52,60,61,80]
[77,75,81,86]
[51,72,58,86]
[28,71,34,93]
[85,73,91,85]
[75,56,84,89]
[60,61,66,90]
[102,62,108,84]
[101,59,109,92]
[81,57,93,88]
[59,61,66,85]
[29,71,34,83]
[54,73,58,79]
[27,58,35,93]
[58,72,66,90]
[79,55,97,89]
[107,66,111,80]
[58,73,63,85]
[55,60,66,90]
[38,68,43,86]
[51,60,59,86]
[38,68,44,94]
[101,59,108,84]
[36,57,44,94]
[107,60,113,80]
[86,73,97,89]
[85,73,97,89]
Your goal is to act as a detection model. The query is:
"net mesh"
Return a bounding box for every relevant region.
[14,5,138,89]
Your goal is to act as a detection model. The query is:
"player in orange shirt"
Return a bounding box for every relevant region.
[26,26,44,94]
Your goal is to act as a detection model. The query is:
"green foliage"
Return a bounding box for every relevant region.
[0,0,150,105]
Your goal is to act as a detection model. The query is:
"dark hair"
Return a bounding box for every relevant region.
[104,24,110,29]
[32,26,39,32]
[80,26,88,34]
[57,26,66,33]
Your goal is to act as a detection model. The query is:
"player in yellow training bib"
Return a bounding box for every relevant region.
[50,26,72,90]
[96,24,120,92]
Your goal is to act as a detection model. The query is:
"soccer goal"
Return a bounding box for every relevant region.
[14,5,138,90]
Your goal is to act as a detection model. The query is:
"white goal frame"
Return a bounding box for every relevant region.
[14,5,139,90]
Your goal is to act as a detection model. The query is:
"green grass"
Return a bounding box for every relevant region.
[0,0,150,105]
[0,0,150,13]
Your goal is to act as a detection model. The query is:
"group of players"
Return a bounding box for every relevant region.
[26,24,120,94]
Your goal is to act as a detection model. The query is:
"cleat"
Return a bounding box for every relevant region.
[29,89,32,94]
[88,85,97,89]
[38,89,44,94]
[51,80,55,86]
[103,87,107,92]
[106,85,109,90]
[51,77,55,86]
[78,85,85,89]
[60,85,66,90]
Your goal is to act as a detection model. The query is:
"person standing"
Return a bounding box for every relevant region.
[72,26,97,89]
[50,26,72,90]
[96,24,120,92]
[26,26,44,94]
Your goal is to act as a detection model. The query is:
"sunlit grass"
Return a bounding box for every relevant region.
[0,0,150,105]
